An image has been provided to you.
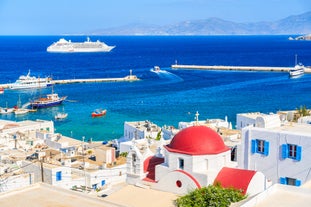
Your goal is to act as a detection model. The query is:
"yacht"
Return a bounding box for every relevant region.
[47,37,115,53]
[289,55,305,77]
[9,70,53,90]
[289,63,305,77]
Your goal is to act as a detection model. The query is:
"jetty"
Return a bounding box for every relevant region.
[171,64,311,73]
[52,75,139,85]
[0,75,139,89]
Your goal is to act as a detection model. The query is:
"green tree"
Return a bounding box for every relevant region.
[175,184,246,207]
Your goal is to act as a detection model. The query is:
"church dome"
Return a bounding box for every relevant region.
[165,125,230,155]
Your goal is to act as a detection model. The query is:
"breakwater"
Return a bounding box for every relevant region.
[171,64,311,73]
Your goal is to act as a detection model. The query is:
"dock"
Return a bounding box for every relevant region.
[0,75,139,89]
[171,64,311,73]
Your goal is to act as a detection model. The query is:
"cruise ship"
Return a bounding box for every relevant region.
[47,37,115,53]
[9,70,53,90]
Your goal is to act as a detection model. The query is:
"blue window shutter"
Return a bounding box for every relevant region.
[56,171,62,181]
[264,141,269,156]
[296,146,302,161]
[295,179,301,186]
[282,144,288,159]
[101,180,106,186]
[280,177,287,185]
[251,140,257,154]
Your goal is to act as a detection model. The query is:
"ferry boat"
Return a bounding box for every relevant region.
[9,70,53,90]
[30,88,67,109]
[47,37,115,53]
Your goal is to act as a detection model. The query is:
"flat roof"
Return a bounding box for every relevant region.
[236,184,311,207]
[104,184,178,207]
[0,183,123,207]
[269,122,311,136]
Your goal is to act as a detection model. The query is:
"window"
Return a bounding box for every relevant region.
[280,177,301,186]
[251,139,269,156]
[56,171,62,181]
[101,180,106,186]
[178,158,184,170]
[282,144,302,161]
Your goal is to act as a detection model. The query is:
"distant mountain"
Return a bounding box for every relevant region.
[91,11,311,35]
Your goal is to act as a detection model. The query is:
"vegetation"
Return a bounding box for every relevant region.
[156,130,162,141]
[175,184,246,207]
[297,105,310,117]
[119,152,128,157]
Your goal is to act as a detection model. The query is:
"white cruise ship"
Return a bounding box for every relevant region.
[47,37,115,53]
[9,70,53,90]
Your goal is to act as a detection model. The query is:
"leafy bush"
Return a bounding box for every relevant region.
[175,184,246,207]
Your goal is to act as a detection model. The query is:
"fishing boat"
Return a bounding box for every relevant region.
[289,55,305,77]
[55,112,68,120]
[30,88,67,109]
[91,109,107,117]
[9,70,53,90]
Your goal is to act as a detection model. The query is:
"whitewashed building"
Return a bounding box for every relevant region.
[238,122,311,187]
[123,120,161,141]
[236,112,281,130]
[126,125,268,196]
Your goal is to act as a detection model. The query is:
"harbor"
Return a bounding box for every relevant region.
[171,64,311,73]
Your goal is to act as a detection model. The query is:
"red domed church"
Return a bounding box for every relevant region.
[126,125,268,196]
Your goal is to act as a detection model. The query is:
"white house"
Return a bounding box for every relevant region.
[126,125,268,196]
[123,120,161,141]
[236,112,281,130]
[238,122,311,187]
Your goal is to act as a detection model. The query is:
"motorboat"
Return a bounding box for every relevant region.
[91,109,107,117]
[55,112,68,120]
[0,87,4,94]
[9,70,53,90]
[47,37,115,53]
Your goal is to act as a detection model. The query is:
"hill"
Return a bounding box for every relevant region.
[91,11,311,35]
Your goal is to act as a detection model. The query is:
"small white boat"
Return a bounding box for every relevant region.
[0,107,14,114]
[55,112,68,120]
[151,66,165,73]
[289,55,305,77]
[14,108,29,115]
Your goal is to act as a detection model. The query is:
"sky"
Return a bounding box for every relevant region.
[0,0,310,35]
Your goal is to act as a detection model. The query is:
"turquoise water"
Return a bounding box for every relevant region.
[0,36,311,141]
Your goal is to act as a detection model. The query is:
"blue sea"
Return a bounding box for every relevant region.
[0,35,311,141]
